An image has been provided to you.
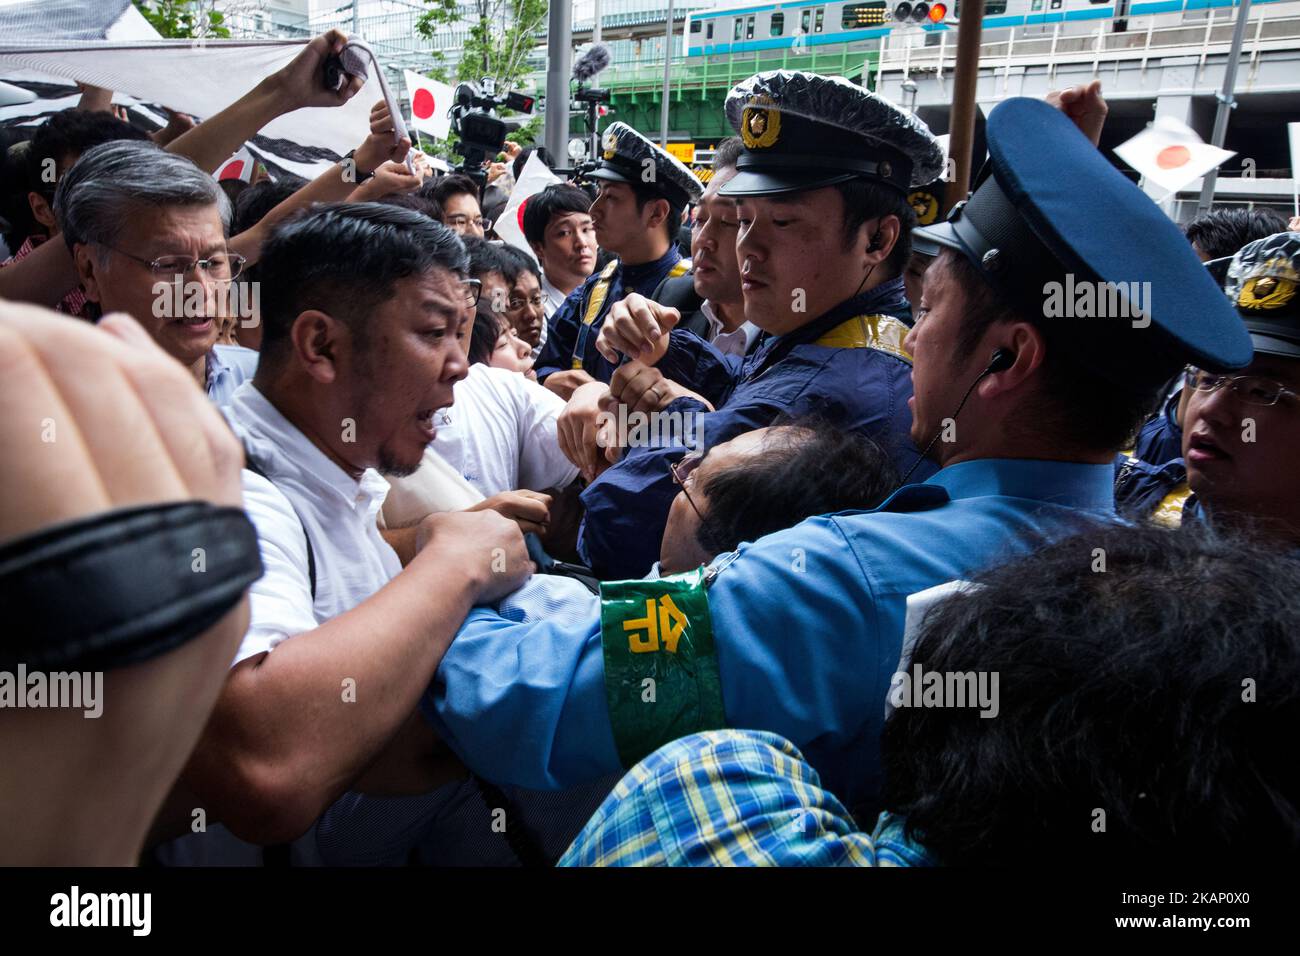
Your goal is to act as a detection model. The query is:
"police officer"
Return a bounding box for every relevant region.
[534,122,703,398]
[573,70,945,578]
[419,94,1252,811]
[1120,231,1300,544]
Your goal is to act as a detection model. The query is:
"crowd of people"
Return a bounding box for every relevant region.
[1,28,1298,867]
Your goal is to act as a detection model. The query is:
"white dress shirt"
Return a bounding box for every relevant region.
[700,300,760,358]
[223,382,402,666]
[431,364,579,497]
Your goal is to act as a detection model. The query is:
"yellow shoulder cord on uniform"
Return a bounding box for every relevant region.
[571,260,621,370]
[1150,481,1191,529]
[667,259,690,279]
[813,313,913,363]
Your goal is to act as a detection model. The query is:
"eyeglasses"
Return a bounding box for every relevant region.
[507,293,546,311]
[1186,365,1299,408]
[104,245,245,281]
[670,451,709,519]
[461,278,483,306]
[446,215,492,232]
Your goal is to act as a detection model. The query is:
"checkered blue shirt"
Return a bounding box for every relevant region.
[558,729,936,867]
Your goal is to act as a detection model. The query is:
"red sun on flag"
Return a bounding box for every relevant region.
[218,159,245,181]
[413,88,436,120]
[1155,145,1191,170]
[517,196,530,231]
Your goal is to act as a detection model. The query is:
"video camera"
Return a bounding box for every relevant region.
[449,78,535,195]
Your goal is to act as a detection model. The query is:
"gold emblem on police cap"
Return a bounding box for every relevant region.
[602,129,618,161]
[908,190,939,226]
[1237,258,1298,311]
[740,96,781,150]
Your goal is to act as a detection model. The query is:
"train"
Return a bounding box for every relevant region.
[684,0,1294,57]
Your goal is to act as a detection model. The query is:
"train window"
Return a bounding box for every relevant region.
[957,0,1008,11]
[771,12,784,35]
[842,2,889,27]
[1031,0,1042,8]
[691,19,701,33]
[734,18,743,40]
[801,10,811,32]
[815,7,825,32]
[746,15,755,39]
[707,22,713,38]
[1050,0,1061,8]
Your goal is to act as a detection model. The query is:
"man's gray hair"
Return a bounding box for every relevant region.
[53,139,232,252]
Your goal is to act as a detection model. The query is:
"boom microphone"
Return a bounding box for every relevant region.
[572,43,611,83]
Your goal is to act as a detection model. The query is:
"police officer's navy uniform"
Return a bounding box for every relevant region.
[421,95,1252,811]
[575,71,946,578]
[534,123,703,384]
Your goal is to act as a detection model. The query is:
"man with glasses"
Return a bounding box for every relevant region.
[53,139,258,404]
[417,93,1253,814]
[434,174,491,238]
[1117,231,1300,544]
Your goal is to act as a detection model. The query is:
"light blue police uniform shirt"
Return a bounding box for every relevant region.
[423,457,1116,807]
[206,344,259,406]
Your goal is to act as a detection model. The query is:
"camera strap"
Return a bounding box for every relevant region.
[1,502,262,672]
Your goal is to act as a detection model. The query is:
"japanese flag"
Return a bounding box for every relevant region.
[215,146,256,184]
[403,70,453,140]
[495,151,561,262]
[1113,116,1235,195]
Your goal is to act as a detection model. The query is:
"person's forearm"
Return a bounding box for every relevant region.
[165,80,286,174]
[186,551,484,843]
[0,238,80,308]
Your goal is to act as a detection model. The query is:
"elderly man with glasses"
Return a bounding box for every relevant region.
[54,139,259,404]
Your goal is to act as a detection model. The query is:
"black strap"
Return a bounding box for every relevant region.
[241,450,316,600]
[1,502,262,672]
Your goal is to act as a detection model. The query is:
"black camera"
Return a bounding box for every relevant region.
[449,79,535,175]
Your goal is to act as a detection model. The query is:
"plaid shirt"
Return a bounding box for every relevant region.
[0,234,92,319]
[559,729,936,867]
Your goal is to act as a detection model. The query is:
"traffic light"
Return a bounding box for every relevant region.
[893,1,935,21]
[928,2,948,21]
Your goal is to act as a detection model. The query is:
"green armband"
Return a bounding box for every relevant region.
[599,567,726,769]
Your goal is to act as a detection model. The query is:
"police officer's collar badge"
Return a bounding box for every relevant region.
[720,70,943,199]
[587,121,703,206]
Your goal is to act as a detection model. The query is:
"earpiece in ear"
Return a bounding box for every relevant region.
[988,348,1015,373]
[866,229,883,253]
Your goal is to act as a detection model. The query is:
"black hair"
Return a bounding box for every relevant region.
[694,419,900,556]
[712,136,743,171]
[377,190,444,221]
[1184,207,1289,260]
[469,309,504,365]
[1,108,148,248]
[461,235,507,280]
[432,173,480,209]
[881,521,1300,865]
[939,248,1164,452]
[630,178,683,246]
[521,183,593,247]
[511,144,554,182]
[255,202,467,365]
[495,243,542,285]
[231,176,308,235]
[833,177,915,274]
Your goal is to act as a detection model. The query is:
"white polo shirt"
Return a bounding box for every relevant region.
[432,364,579,498]
[223,382,402,666]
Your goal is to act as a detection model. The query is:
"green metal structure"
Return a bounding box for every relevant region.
[569,47,880,145]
